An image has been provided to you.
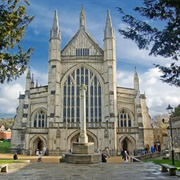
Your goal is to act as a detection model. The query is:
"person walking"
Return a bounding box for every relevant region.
[122,150,129,162]
[37,153,42,162]
[101,153,107,163]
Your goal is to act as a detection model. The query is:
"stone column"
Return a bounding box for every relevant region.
[79,84,88,143]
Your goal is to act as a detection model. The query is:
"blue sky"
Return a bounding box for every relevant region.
[0,0,179,118]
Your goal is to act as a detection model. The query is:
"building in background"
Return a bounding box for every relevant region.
[0,125,11,140]
[11,6,154,155]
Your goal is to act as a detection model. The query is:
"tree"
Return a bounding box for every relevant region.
[0,0,34,83]
[117,0,180,87]
[0,117,14,129]
[172,104,180,117]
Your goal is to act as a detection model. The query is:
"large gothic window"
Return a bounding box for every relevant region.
[63,67,102,123]
[33,110,47,128]
[117,109,131,127]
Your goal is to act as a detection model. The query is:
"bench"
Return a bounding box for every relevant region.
[161,164,176,176]
[0,164,8,173]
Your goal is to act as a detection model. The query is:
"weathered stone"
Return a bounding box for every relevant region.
[11,6,153,157]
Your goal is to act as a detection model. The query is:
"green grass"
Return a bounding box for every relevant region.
[0,160,27,164]
[142,159,180,171]
[0,142,11,153]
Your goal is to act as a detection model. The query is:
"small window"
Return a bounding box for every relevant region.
[23,114,28,118]
[50,113,54,117]
[76,48,89,56]
[23,104,28,109]
[51,91,55,95]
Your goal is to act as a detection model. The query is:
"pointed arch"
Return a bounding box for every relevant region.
[61,64,104,124]
[117,108,134,128]
[61,63,104,85]
[30,108,47,128]
[118,134,136,155]
[29,135,47,156]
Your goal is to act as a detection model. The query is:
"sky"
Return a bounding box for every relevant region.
[0,0,179,119]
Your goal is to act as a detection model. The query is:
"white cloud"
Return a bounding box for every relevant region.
[1,1,179,120]
[115,31,171,67]
[0,69,47,118]
[117,67,180,118]
[117,70,134,88]
[0,80,24,117]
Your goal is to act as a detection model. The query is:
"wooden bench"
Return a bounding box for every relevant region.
[161,164,176,176]
[0,164,8,173]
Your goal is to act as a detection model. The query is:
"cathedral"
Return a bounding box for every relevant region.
[11,6,154,156]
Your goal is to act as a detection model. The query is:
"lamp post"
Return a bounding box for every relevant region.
[162,104,174,165]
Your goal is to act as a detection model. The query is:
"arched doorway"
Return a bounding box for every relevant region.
[122,138,128,151]
[29,135,47,155]
[119,135,136,155]
[33,137,43,154]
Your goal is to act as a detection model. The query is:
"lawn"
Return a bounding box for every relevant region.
[0,142,11,153]
[0,160,27,164]
[143,159,180,171]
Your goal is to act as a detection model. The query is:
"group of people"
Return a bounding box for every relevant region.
[102,149,129,163]
[151,144,161,153]
[13,147,129,163]
[35,147,47,162]
[101,148,111,163]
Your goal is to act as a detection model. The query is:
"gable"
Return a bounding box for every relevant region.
[61,29,103,56]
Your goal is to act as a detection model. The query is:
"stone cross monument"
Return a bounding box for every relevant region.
[79,84,88,143]
[64,84,101,163]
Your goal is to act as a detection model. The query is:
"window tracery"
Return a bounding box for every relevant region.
[63,67,102,123]
[33,110,47,128]
[118,109,132,127]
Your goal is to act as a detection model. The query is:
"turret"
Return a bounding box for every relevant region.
[48,10,61,62]
[104,10,116,62]
[47,10,62,126]
[103,10,117,125]
[50,10,61,40]
[80,4,86,29]
[104,10,115,39]
[36,80,38,87]
[30,73,34,88]
[102,10,117,150]
[25,67,31,95]
[134,67,139,92]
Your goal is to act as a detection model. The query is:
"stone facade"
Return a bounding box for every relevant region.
[11,6,153,156]
[171,116,180,161]
[161,116,180,160]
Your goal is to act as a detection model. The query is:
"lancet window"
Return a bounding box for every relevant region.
[117,109,132,127]
[63,67,102,123]
[33,110,47,128]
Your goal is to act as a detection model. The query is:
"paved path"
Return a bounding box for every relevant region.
[0,154,179,179]
[0,154,124,163]
[0,161,179,180]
